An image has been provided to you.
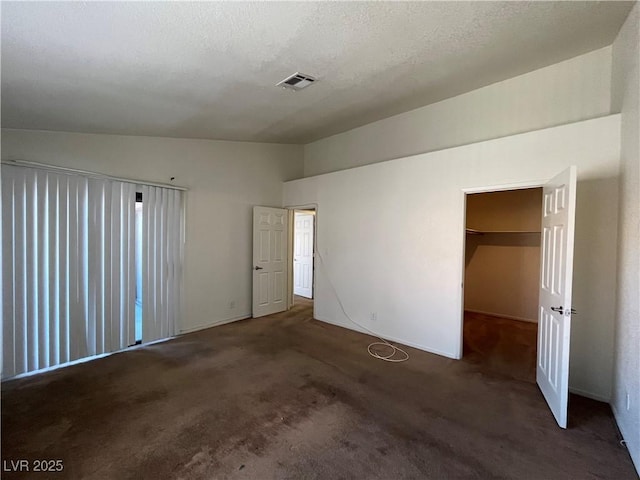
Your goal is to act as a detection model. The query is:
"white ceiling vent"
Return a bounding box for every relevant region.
[276,72,316,91]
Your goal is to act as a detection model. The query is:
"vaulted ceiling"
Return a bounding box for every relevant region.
[1,1,635,144]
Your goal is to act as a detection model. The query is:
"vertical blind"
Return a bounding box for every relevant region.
[141,185,183,343]
[2,164,184,379]
[87,178,137,356]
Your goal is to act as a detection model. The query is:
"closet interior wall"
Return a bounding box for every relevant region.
[464,188,543,322]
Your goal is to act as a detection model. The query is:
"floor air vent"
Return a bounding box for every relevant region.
[276,72,316,91]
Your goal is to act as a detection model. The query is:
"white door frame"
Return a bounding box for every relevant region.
[461,173,579,428]
[458,179,545,359]
[285,203,318,317]
[293,211,315,299]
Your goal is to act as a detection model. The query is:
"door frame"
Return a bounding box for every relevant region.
[458,179,545,359]
[285,203,318,318]
[292,210,315,299]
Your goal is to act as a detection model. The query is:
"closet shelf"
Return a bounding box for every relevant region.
[465,228,540,235]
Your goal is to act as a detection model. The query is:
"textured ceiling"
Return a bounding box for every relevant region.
[1,1,635,144]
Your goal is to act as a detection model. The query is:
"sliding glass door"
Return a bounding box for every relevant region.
[1,164,184,379]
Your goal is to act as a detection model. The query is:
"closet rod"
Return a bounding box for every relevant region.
[2,159,188,191]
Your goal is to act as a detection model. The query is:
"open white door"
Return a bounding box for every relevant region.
[537,166,577,428]
[293,212,314,299]
[253,206,288,318]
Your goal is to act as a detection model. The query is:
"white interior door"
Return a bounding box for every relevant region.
[537,166,577,428]
[253,206,288,318]
[293,212,314,298]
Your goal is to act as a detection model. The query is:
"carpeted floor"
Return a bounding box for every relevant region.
[463,311,538,384]
[2,298,636,479]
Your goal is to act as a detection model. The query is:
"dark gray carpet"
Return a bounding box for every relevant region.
[2,298,636,479]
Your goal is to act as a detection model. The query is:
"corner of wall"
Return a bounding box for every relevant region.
[611,2,640,474]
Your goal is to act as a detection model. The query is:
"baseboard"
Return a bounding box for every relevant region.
[314,315,458,360]
[378,332,459,360]
[465,309,538,323]
[568,386,610,403]
[611,404,640,475]
[179,313,251,334]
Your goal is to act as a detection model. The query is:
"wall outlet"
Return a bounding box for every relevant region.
[229,301,236,310]
[370,312,377,322]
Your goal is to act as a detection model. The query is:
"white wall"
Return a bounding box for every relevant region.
[285,115,620,401]
[304,47,612,177]
[1,129,303,334]
[611,2,640,472]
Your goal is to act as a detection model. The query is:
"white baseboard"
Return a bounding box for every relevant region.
[314,315,458,360]
[179,313,251,335]
[568,386,610,403]
[465,309,538,323]
[379,332,459,360]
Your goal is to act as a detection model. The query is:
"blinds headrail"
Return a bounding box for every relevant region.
[2,159,188,191]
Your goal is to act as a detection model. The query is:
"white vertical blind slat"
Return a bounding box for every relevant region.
[37,172,49,369]
[166,190,175,338]
[58,175,70,365]
[155,188,163,339]
[14,168,27,374]
[48,176,60,366]
[118,184,126,349]
[110,183,120,351]
[68,176,80,361]
[122,184,132,348]
[141,185,150,343]
[68,177,77,361]
[103,182,113,353]
[51,177,64,365]
[172,192,181,333]
[153,188,160,338]
[159,189,168,339]
[125,183,136,348]
[171,188,182,338]
[97,181,106,353]
[2,173,16,377]
[80,179,90,360]
[26,169,38,371]
[87,179,98,356]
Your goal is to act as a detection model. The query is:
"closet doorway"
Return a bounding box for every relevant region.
[463,188,543,383]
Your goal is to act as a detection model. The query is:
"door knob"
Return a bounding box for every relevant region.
[254,266,263,270]
[550,306,564,314]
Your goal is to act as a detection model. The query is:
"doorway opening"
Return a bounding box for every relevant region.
[292,209,316,308]
[462,187,543,383]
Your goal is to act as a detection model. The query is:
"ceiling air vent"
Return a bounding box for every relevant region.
[276,72,317,91]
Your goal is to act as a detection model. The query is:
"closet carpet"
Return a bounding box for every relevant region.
[2,298,635,479]
[463,311,538,384]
